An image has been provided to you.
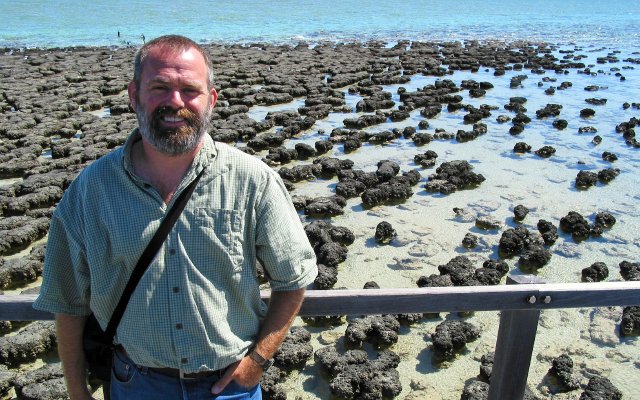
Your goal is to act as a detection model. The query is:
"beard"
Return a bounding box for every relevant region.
[135,103,212,156]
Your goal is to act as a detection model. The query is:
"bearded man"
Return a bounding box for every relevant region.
[34,35,317,400]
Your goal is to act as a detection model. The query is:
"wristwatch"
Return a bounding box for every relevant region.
[247,348,274,371]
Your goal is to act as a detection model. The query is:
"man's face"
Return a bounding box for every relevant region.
[128,47,217,156]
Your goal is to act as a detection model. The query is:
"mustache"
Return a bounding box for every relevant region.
[153,106,199,121]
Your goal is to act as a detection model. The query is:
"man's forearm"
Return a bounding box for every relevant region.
[254,287,306,359]
[55,313,93,400]
[212,287,307,393]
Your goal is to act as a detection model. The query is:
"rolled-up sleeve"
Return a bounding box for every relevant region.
[254,170,317,291]
[33,189,92,316]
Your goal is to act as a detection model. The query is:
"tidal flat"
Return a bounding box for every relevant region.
[1,40,639,399]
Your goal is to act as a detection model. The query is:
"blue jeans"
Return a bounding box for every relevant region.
[110,347,261,400]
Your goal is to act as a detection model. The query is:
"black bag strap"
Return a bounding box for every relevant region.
[103,169,204,338]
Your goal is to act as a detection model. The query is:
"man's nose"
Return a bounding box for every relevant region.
[165,89,185,108]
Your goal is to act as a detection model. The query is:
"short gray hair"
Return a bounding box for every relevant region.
[133,35,215,90]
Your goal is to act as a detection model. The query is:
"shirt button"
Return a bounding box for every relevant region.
[181,357,188,364]
[176,323,183,330]
[143,183,151,188]
[169,249,176,255]
[172,287,180,293]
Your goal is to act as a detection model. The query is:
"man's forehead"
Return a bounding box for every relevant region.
[147,45,203,62]
[140,47,207,79]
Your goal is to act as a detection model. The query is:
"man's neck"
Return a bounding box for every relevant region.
[132,139,202,204]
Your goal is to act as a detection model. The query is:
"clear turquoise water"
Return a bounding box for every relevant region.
[1,0,639,48]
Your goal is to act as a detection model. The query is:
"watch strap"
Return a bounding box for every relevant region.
[248,348,274,371]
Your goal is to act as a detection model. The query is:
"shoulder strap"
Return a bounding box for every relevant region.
[104,170,204,338]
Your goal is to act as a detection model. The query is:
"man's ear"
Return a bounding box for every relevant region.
[209,87,218,108]
[128,81,137,110]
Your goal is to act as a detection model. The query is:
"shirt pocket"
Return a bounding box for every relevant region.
[193,208,244,272]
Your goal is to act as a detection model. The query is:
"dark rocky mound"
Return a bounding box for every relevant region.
[534,146,556,158]
[11,362,67,400]
[461,380,489,400]
[597,168,620,183]
[431,320,480,361]
[261,327,314,399]
[304,195,347,217]
[478,352,493,381]
[619,261,640,281]
[482,259,510,276]
[435,256,509,286]
[552,119,568,130]
[314,347,402,400]
[548,354,580,392]
[537,219,558,246]
[602,151,618,162]
[513,142,531,153]
[304,220,354,290]
[519,244,553,271]
[581,262,609,282]
[560,211,615,242]
[575,170,599,188]
[0,243,45,290]
[513,204,529,221]
[620,306,640,336]
[579,376,622,400]
[536,103,563,119]
[273,327,314,370]
[344,315,400,349]
[595,212,616,228]
[0,321,56,368]
[414,150,438,168]
[374,221,396,244]
[475,215,502,230]
[462,233,479,248]
[360,162,421,207]
[0,366,15,398]
[437,256,477,286]
[499,226,551,270]
[424,160,485,194]
[0,216,50,257]
[336,168,380,199]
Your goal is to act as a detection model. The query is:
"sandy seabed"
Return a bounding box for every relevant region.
[1,40,639,399]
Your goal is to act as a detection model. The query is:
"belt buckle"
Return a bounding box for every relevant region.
[179,370,193,380]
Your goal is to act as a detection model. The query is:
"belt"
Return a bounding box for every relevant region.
[148,367,226,380]
[115,345,225,380]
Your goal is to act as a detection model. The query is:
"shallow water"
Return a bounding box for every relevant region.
[244,44,640,399]
[1,0,639,48]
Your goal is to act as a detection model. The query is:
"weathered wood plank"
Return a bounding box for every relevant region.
[489,308,541,400]
[488,275,544,400]
[2,281,639,321]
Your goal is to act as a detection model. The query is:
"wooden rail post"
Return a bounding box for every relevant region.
[488,274,544,400]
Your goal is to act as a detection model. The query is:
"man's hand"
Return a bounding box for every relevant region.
[211,355,263,394]
[211,288,306,394]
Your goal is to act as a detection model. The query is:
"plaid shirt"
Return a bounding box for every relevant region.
[34,130,317,372]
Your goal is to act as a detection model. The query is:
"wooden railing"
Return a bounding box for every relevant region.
[2,276,639,400]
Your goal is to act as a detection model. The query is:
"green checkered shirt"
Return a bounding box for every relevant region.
[34,130,317,372]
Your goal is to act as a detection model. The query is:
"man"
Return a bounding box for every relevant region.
[34,35,318,399]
